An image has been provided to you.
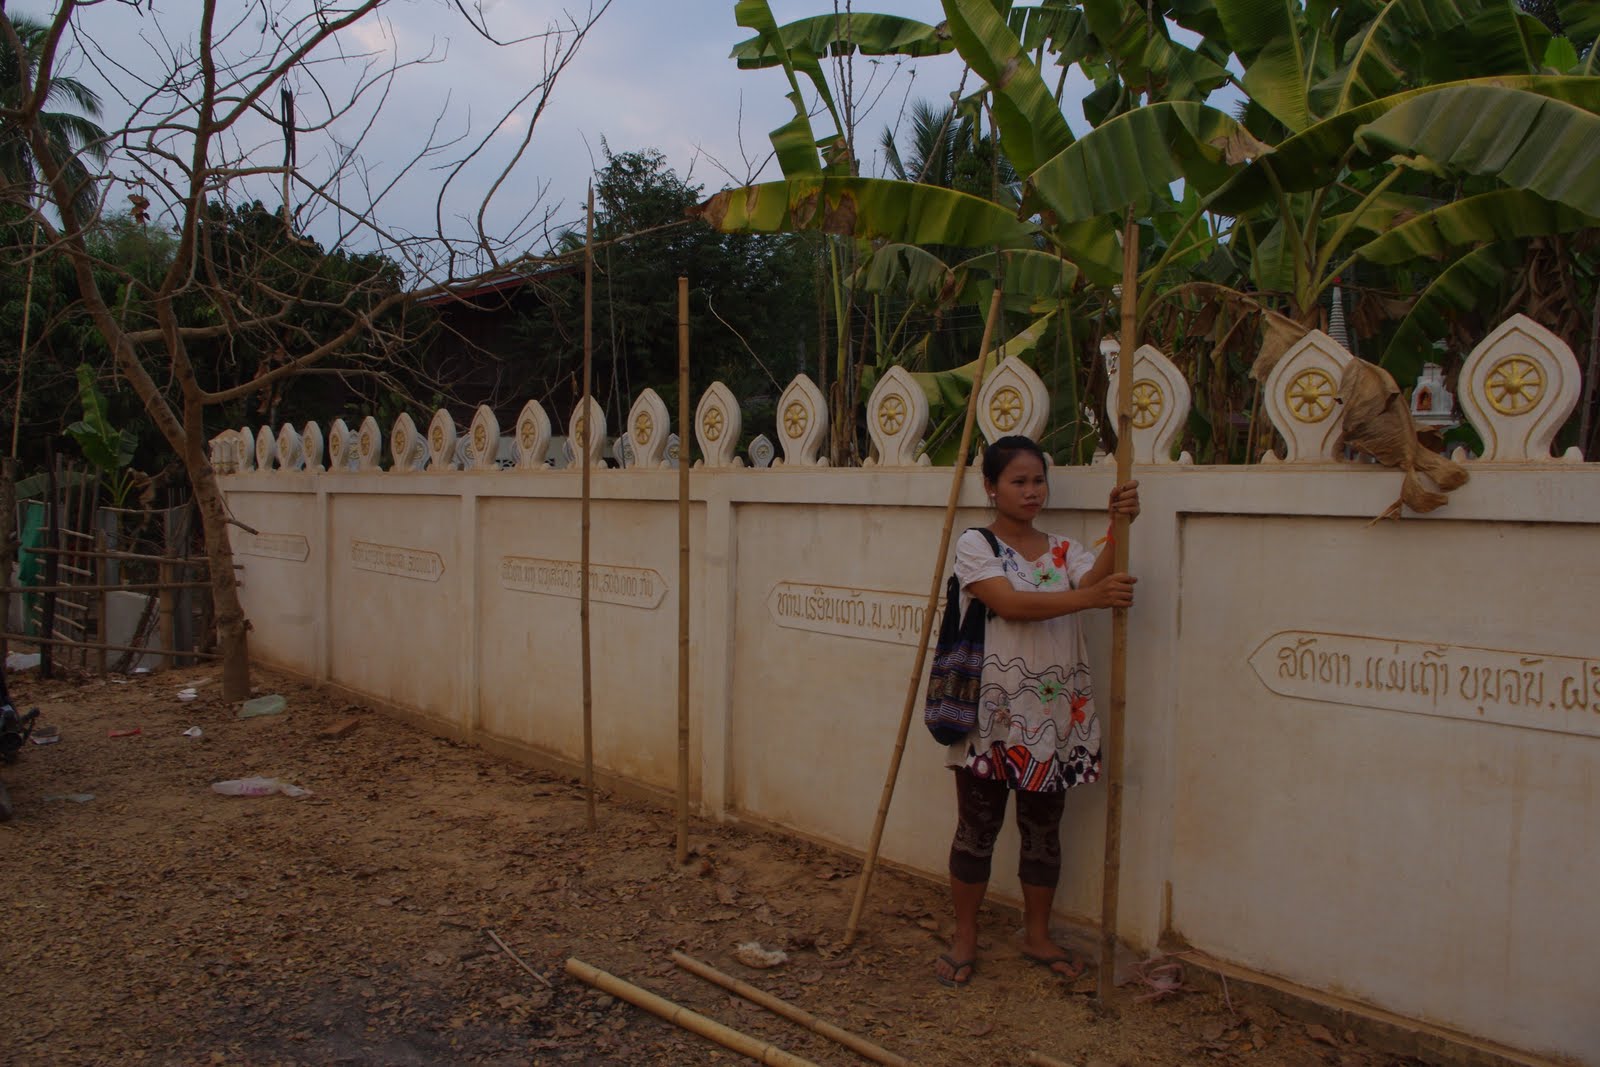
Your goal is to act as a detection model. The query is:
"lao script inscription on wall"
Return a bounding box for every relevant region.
[237,532,310,562]
[499,556,666,610]
[1250,631,1600,738]
[351,540,445,582]
[767,582,940,648]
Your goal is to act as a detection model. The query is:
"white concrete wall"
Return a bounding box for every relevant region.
[223,460,1600,1064]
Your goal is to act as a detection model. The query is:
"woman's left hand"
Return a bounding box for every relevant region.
[1109,480,1140,523]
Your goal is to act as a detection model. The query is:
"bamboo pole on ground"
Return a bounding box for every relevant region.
[564,958,819,1067]
[844,288,1006,946]
[1098,210,1140,1000]
[676,276,692,866]
[581,184,597,832]
[672,952,911,1067]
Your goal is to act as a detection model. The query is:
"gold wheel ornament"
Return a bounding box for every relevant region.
[703,407,725,442]
[990,387,1023,432]
[1485,356,1543,415]
[472,424,487,453]
[783,401,808,439]
[519,421,537,450]
[878,395,907,435]
[634,412,654,445]
[1287,369,1337,424]
[430,426,444,452]
[572,413,587,445]
[359,429,373,454]
[1130,381,1163,430]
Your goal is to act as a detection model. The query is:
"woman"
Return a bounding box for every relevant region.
[935,435,1139,987]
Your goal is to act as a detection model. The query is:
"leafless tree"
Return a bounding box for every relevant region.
[2,0,612,698]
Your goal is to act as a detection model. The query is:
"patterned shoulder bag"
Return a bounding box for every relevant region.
[923,528,1001,744]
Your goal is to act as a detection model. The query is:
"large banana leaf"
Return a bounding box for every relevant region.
[734,0,843,176]
[1214,0,1315,131]
[1379,242,1522,379]
[1024,101,1262,225]
[941,0,1075,176]
[1048,216,1122,286]
[1080,0,1230,103]
[1317,0,1412,114]
[1354,189,1597,265]
[854,242,956,303]
[951,248,1080,311]
[730,13,951,67]
[694,178,1039,248]
[1211,76,1600,215]
[66,363,136,474]
[1353,85,1600,217]
[1008,1,1089,60]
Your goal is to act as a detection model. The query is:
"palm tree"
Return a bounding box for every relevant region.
[0,13,108,218]
[879,98,1016,198]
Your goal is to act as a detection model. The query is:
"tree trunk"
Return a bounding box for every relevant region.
[183,405,251,699]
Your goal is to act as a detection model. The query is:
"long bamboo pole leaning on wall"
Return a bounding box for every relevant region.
[581,184,597,832]
[676,276,692,866]
[1098,210,1140,1000]
[844,288,1007,946]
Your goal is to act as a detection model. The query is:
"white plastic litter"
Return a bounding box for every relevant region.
[5,652,41,671]
[732,942,788,970]
[210,777,312,798]
[177,688,199,702]
[182,726,203,738]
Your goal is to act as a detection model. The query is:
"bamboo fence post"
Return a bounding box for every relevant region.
[39,451,58,679]
[95,530,108,675]
[0,457,15,665]
[676,275,692,866]
[844,288,1006,946]
[581,183,597,832]
[672,952,911,1067]
[564,957,819,1067]
[1098,211,1140,1000]
[160,548,177,670]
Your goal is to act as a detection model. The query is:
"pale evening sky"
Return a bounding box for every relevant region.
[39,1,1099,267]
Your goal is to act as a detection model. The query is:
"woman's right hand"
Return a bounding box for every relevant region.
[1085,573,1136,609]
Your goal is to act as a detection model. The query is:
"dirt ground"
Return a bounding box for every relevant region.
[1,662,1424,1067]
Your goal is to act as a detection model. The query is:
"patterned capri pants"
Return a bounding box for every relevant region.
[948,766,1066,887]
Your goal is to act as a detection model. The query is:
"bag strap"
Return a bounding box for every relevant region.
[972,527,1001,557]
[961,527,1003,621]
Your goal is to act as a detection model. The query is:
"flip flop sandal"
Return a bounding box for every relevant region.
[935,953,976,988]
[1022,951,1087,981]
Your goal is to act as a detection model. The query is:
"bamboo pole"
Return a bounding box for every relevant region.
[1,632,222,659]
[676,275,692,866]
[564,958,819,1067]
[0,457,14,665]
[24,546,217,566]
[0,582,213,595]
[11,220,37,459]
[844,288,1007,946]
[1098,210,1140,1000]
[672,952,910,1067]
[95,531,108,676]
[581,183,597,832]
[40,451,59,678]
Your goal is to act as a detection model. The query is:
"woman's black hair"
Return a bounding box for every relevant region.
[982,435,1048,484]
